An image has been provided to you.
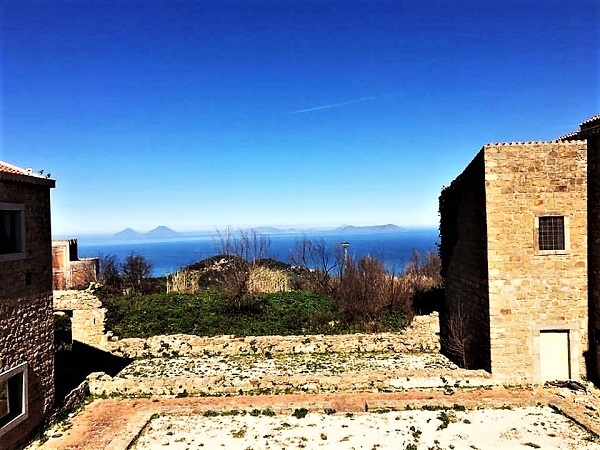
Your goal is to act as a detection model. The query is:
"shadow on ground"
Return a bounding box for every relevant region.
[55,341,132,405]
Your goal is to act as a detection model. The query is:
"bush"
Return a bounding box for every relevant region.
[54,313,72,351]
[334,254,414,328]
[122,253,153,294]
[97,253,156,295]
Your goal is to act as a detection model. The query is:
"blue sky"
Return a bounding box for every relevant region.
[1,0,598,235]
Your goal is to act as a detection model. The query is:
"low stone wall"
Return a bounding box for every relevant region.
[106,313,440,359]
[87,367,491,398]
[47,380,90,425]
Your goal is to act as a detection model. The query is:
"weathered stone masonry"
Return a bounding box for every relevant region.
[53,289,108,348]
[0,164,55,450]
[439,151,490,371]
[441,139,588,383]
[580,115,600,382]
[105,313,441,359]
[52,239,98,290]
[485,141,588,382]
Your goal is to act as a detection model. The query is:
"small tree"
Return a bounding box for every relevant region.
[121,253,153,294]
[441,299,470,368]
[98,253,121,292]
[213,228,272,312]
[290,237,340,295]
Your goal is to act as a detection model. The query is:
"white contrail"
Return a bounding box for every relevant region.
[292,96,376,114]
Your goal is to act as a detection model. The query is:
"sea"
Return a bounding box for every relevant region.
[77,228,440,277]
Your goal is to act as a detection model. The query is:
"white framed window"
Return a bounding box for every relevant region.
[534,215,569,255]
[0,202,25,261]
[0,363,28,436]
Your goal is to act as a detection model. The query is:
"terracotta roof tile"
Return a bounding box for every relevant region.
[0,160,55,186]
[557,130,582,141]
[580,114,600,127]
[0,161,31,175]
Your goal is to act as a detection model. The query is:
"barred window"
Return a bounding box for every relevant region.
[538,216,565,251]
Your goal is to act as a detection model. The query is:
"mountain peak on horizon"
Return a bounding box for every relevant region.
[332,224,406,234]
[114,227,142,237]
[146,226,179,237]
[113,225,180,239]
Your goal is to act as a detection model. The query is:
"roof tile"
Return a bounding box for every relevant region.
[0,160,55,186]
[580,114,600,127]
[0,161,30,175]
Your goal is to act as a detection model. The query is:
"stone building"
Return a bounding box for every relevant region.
[577,114,600,384]
[0,161,55,449]
[439,117,600,383]
[52,239,98,290]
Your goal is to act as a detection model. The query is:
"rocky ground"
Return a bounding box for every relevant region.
[118,352,460,379]
[88,352,493,398]
[25,320,600,449]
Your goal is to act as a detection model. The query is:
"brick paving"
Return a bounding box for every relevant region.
[32,385,598,450]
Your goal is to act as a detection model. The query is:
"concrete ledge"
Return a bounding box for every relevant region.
[550,400,600,438]
[105,410,156,450]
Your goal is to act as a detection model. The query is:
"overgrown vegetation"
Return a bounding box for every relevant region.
[98,252,160,295]
[54,313,72,351]
[104,291,341,338]
[100,231,442,338]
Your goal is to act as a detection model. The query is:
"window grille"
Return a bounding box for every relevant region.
[538,216,565,251]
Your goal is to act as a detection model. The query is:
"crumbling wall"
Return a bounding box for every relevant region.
[52,240,98,290]
[105,313,440,359]
[53,290,107,348]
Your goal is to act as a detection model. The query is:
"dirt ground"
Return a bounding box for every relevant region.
[27,385,600,450]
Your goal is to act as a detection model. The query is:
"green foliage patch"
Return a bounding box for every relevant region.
[103,290,408,338]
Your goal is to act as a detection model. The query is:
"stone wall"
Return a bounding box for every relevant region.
[87,352,492,398]
[581,118,600,383]
[441,139,589,383]
[484,141,588,382]
[439,151,491,371]
[53,290,108,348]
[0,177,55,450]
[105,313,440,359]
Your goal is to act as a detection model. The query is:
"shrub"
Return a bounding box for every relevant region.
[334,254,414,328]
[121,253,153,294]
[292,408,308,419]
[248,266,291,293]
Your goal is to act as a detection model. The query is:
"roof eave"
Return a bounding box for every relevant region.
[0,171,56,188]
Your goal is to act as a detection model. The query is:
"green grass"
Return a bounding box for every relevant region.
[103,290,408,338]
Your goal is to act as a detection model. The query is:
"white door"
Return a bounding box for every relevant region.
[540,331,570,381]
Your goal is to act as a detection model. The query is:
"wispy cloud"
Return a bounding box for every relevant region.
[291,96,376,114]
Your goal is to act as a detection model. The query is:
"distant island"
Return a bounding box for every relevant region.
[331,224,406,234]
[111,224,406,240]
[246,227,303,234]
[113,226,180,240]
[246,224,407,235]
